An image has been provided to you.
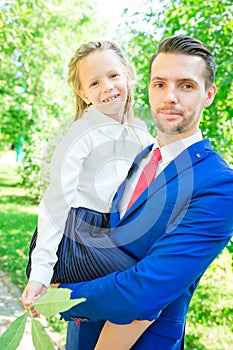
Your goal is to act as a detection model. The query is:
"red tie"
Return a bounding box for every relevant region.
[126,148,162,211]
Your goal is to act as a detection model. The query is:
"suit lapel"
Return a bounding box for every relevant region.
[112,139,212,225]
[111,144,154,226]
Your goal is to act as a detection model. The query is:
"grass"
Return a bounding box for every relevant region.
[0,151,67,343]
[0,150,232,349]
[185,249,233,349]
[0,151,37,290]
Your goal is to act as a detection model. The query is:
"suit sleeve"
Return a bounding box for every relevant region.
[60,172,233,324]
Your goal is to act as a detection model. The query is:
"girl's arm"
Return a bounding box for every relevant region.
[94,320,154,350]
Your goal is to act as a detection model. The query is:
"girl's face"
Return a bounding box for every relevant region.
[78,50,130,122]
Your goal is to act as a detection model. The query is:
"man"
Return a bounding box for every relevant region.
[60,36,233,349]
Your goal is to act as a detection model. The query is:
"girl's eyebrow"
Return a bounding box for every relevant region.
[87,76,98,84]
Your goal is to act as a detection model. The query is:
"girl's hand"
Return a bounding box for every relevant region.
[22,281,47,317]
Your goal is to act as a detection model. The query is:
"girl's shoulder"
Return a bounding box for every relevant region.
[68,110,97,134]
[131,116,148,130]
[129,116,155,147]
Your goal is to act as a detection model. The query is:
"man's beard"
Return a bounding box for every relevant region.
[151,109,188,135]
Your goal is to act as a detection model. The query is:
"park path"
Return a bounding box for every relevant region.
[0,152,64,349]
[0,270,63,349]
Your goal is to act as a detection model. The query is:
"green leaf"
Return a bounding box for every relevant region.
[31,317,54,350]
[0,312,28,350]
[32,287,86,317]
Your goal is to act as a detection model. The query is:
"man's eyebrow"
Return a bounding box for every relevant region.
[150,75,166,81]
[150,76,199,84]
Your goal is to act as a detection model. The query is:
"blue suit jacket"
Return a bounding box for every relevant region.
[60,139,233,349]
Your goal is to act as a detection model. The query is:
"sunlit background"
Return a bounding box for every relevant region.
[0,1,232,349]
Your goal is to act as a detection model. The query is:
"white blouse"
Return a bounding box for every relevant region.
[30,106,154,286]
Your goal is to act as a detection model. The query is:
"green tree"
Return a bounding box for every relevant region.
[121,0,233,163]
[0,0,107,199]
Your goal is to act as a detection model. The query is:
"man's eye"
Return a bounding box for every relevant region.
[154,83,164,88]
[183,84,193,90]
[110,73,118,78]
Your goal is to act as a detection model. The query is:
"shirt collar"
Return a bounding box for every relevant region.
[154,130,203,165]
[86,106,129,139]
[87,106,127,125]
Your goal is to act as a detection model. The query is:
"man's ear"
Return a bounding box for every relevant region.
[204,85,217,107]
[78,90,90,104]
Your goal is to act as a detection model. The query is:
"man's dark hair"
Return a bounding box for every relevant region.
[149,35,216,89]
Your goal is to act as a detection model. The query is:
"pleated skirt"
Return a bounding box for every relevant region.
[26,207,137,283]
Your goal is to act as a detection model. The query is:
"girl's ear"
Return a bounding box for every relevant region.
[126,69,131,82]
[204,85,217,107]
[78,89,90,104]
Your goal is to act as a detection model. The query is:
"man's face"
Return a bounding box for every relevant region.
[148,53,216,140]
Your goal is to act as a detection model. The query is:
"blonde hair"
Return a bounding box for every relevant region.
[67,41,134,120]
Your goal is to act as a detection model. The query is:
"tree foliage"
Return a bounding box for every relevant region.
[1,0,232,197]
[120,0,233,163]
[0,0,107,200]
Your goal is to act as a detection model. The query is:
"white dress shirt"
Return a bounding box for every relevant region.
[30,106,154,286]
[118,130,203,217]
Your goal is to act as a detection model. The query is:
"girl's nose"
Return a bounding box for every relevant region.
[101,79,114,92]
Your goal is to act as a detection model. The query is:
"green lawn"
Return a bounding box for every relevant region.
[0,151,37,290]
[0,151,232,349]
[0,151,67,339]
[185,249,233,349]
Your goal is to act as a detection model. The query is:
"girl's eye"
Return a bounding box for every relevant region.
[90,81,98,87]
[110,73,118,79]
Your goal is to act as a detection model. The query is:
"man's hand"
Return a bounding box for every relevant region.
[22,281,47,317]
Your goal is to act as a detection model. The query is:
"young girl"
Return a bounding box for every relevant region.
[22,41,154,348]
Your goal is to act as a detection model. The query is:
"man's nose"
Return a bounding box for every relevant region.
[164,86,178,104]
